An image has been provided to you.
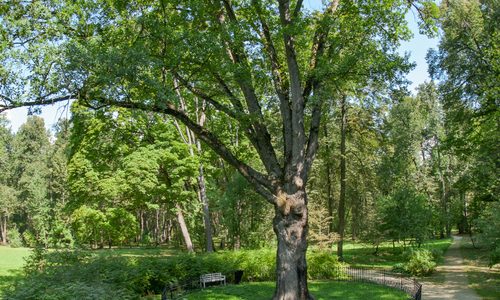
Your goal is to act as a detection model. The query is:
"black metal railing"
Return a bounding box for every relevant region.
[161,265,422,300]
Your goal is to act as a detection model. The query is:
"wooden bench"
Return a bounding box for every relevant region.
[200,273,226,288]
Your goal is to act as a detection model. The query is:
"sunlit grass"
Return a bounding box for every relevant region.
[311,237,454,269]
[185,281,410,300]
[460,236,500,300]
[0,246,31,297]
[82,245,183,258]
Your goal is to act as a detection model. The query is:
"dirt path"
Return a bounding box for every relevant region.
[421,235,482,300]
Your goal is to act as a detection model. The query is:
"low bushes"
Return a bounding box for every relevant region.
[1,247,344,299]
[392,247,442,276]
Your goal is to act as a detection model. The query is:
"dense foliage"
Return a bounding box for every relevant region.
[1,247,344,299]
[0,0,499,297]
[392,248,442,276]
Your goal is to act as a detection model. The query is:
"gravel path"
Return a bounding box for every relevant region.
[421,235,482,300]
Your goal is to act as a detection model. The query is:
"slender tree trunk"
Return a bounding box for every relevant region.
[436,140,450,238]
[324,124,335,234]
[174,202,194,252]
[337,95,347,260]
[271,190,315,300]
[197,165,214,252]
[234,198,242,251]
[1,214,6,245]
[172,83,214,252]
[166,218,172,244]
[155,208,160,247]
[140,211,144,243]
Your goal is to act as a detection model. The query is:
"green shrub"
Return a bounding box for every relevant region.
[6,227,22,248]
[22,231,37,247]
[23,247,47,275]
[307,251,343,279]
[392,248,437,276]
[3,247,346,299]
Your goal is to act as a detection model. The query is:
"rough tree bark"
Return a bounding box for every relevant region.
[272,189,312,300]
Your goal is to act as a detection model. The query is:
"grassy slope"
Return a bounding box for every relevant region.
[460,235,500,300]
[0,246,31,297]
[186,281,410,300]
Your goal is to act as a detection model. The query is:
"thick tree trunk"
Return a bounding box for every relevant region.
[337,95,347,260]
[174,202,194,252]
[271,190,316,300]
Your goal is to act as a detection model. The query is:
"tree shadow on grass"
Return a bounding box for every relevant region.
[341,246,404,268]
[465,269,500,300]
[0,269,24,295]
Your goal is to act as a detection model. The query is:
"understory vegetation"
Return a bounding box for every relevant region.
[0,237,453,299]
[1,247,345,299]
[0,0,499,298]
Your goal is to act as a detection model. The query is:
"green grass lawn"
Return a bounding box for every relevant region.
[325,237,453,269]
[82,245,183,258]
[460,235,500,300]
[185,281,411,300]
[0,246,31,297]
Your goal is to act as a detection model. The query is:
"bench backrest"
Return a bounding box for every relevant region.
[201,273,223,281]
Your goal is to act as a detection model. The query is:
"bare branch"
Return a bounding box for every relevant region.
[0,94,76,113]
[253,0,293,165]
[294,0,303,17]
[172,71,240,120]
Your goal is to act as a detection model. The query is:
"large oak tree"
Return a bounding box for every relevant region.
[0,0,430,298]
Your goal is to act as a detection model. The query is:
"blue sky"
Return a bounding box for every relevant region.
[4,4,438,134]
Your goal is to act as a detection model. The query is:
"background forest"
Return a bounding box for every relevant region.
[1,79,499,266]
[0,0,499,298]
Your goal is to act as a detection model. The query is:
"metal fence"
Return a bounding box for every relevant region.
[161,265,422,300]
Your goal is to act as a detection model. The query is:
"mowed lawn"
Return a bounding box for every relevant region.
[186,281,410,300]
[81,245,183,259]
[327,238,453,268]
[0,246,31,296]
[460,236,500,300]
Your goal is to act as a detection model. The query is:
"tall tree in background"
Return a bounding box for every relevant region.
[0,115,16,245]
[47,118,74,246]
[13,116,51,246]
[428,0,500,264]
[67,105,199,251]
[428,0,500,202]
[0,0,435,298]
[171,88,214,252]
